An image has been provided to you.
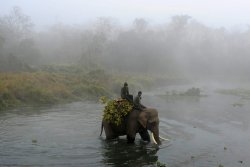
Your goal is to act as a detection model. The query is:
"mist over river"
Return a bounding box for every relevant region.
[1,84,250,167]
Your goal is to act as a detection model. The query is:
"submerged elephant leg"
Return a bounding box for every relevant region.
[126,122,136,143]
[103,121,117,140]
[139,128,150,142]
[126,111,138,144]
[127,135,135,143]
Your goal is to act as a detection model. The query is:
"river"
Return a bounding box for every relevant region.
[1,84,250,167]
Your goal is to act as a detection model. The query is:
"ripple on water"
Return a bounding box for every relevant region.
[1,91,250,167]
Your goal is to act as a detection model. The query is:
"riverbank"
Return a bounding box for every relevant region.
[0,71,106,110]
[0,65,184,111]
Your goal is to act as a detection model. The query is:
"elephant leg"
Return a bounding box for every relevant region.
[139,128,150,142]
[127,135,135,143]
[126,119,137,143]
[103,121,117,140]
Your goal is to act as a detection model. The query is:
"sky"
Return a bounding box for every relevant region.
[1,0,250,30]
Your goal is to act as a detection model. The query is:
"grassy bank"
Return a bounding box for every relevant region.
[0,67,111,110]
[0,65,183,111]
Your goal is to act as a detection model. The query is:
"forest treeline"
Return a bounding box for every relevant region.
[1,7,250,79]
[1,7,250,109]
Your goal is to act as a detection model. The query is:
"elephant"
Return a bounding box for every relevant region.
[100,108,165,145]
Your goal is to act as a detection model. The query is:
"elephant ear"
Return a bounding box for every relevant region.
[138,108,159,129]
[138,111,148,129]
[146,108,159,123]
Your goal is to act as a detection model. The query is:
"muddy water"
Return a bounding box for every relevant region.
[1,85,250,167]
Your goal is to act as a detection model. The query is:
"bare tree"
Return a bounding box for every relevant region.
[0,6,33,42]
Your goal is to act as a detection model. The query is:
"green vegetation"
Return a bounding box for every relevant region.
[100,96,133,126]
[157,87,206,101]
[163,87,202,96]
[183,87,201,96]
[156,161,167,167]
[0,66,113,110]
[1,65,172,111]
[232,102,244,107]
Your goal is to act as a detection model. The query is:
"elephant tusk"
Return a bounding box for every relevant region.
[151,132,158,145]
[159,135,169,141]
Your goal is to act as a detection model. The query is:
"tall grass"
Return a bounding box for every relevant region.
[0,70,111,110]
[0,65,179,110]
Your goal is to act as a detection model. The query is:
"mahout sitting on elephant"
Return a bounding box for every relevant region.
[121,82,133,103]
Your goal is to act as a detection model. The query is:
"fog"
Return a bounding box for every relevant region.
[1,6,250,82]
[2,5,250,167]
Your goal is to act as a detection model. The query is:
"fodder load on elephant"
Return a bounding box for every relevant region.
[100,96,133,126]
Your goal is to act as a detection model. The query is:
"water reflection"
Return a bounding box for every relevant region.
[100,138,158,167]
[1,88,250,167]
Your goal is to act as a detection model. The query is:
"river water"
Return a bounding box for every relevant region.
[1,84,250,167]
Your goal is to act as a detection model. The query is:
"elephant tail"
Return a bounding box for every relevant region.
[100,121,104,136]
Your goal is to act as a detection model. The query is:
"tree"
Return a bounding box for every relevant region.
[0,6,37,69]
[0,6,33,41]
[133,18,148,32]
[0,6,34,54]
[0,35,4,56]
[80,18,116,69]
